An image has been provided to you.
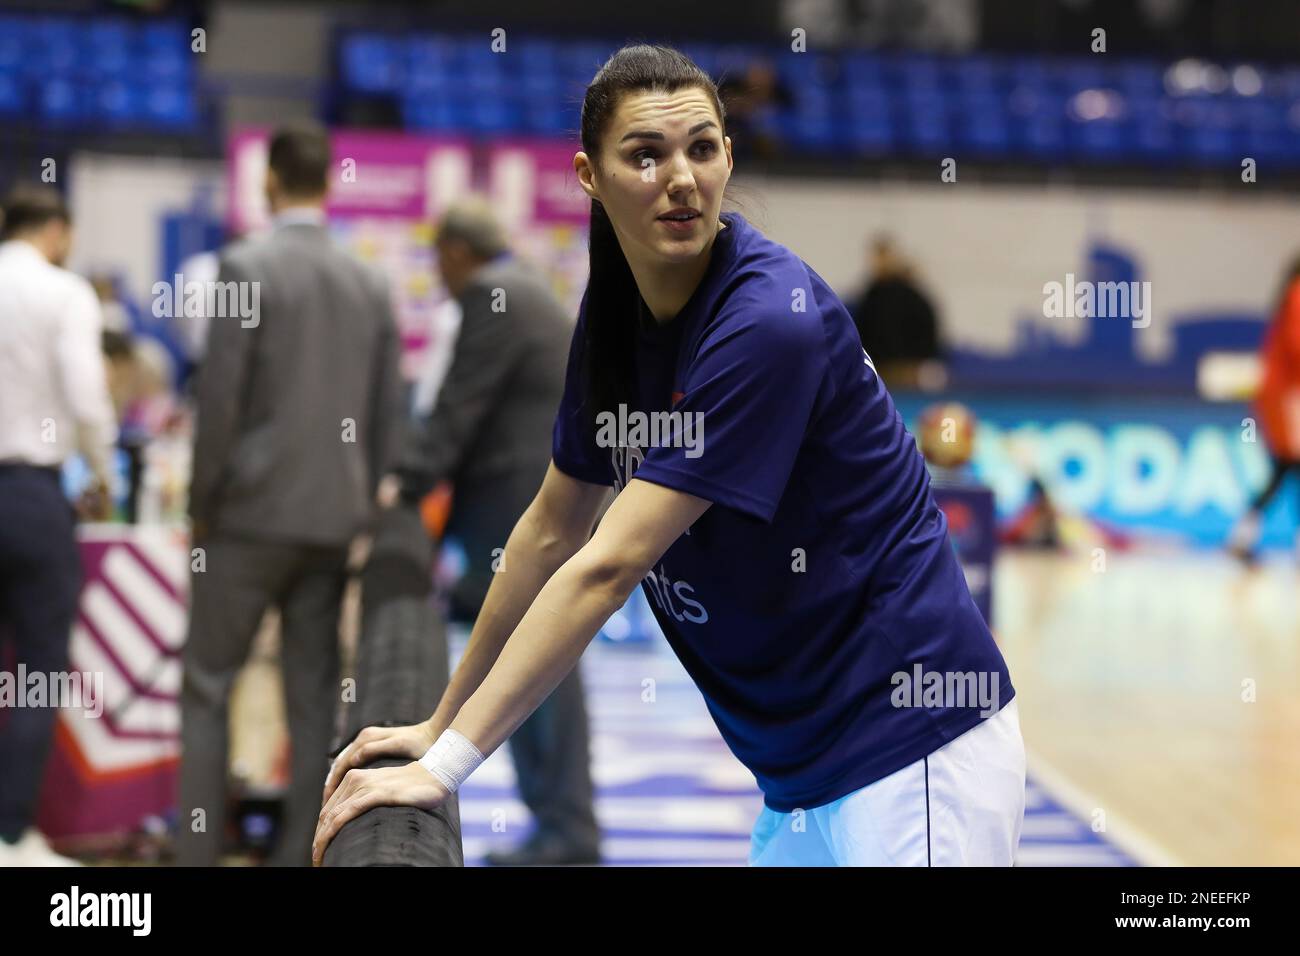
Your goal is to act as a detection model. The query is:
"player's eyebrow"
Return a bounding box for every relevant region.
[620,120,719,143]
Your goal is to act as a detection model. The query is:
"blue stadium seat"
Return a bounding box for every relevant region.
[957,92,1012,156]
[788,110,836,151]
[1019,110,1067,160]
[144,85,196,129]
[37,78,83,125]
[30,18,78,77]
[1242,127,1291,166]
[712,43,756,84]
[464,97,522,135]
[87,21,131,78]
[1055,58,1107,95]
[96,80,143,128]
[848,116,894,156]
[957,55,1004,93]
[1069,116,1129,161]
[562,42,611,85]
[0,72,24,116]
[847,85,890,117]
[1126,96,1179,162]
[513,40,561,95]
[402,96,464,132]
[137,20,192,81]
[0,17,24,74]
[516,38,559,76]
[900,91,952,154]
[518,64,560,97]
[843,52,886,90]
[679,43,719,81]
[1117,61,1163,96]
[846,82,892,152]
[895,54,944,93]
[458,40,509,99]
[1007,56,1053,97]
[457,38,507,76]
[328,29,1293,172]
[140,21,187,50]
[343,35,404,93]
[407,36,457,93]
[776,52,839,92]
[521,95,577,137]
[1273,67,1300,99]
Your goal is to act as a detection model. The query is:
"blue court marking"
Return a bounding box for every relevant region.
[455,637,1137,866]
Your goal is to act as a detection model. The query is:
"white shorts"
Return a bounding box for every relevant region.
[748,699,1026,866]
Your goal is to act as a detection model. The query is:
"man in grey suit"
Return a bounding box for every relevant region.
[390,197,600,865]
[179,121,402,866]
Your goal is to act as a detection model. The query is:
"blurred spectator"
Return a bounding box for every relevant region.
[103,330,177,433]
[171,248,221,365]
[0,183,117,866]
[178,121,403,866]
[91,275,131,334]
[103,329,185,523]
[851,235,945,389]
[389,196,601,866]
[1001,477,1062,550]
[717,59,793,161]
[103,329,136,420]
[1229,256,1300,563]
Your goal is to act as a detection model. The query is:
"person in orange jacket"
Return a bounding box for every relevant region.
[1230,257,1300,563]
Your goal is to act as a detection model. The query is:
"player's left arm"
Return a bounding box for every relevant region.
[313,477,709,863]
[448,477,709,752]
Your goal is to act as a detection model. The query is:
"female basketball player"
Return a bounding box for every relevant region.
[315,44,1025,867]
[1228,256,1300,563]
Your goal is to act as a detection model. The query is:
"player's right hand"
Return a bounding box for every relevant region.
[323,721,438,804]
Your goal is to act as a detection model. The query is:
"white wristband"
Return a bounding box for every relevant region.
[418,729,485,793]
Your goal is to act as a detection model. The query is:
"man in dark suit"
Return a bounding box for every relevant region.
[390,197,601,866]
[179,121,403,866]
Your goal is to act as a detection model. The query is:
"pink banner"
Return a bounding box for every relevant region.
[487,138,591,228]
[228,128,473,234]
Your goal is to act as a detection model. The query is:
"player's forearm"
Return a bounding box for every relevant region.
[423,503,586,737]
[446,544,635,758]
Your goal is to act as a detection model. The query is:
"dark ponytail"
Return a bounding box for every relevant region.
[578,44,727,428]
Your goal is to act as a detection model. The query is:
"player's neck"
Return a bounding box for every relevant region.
[631,221,725,324]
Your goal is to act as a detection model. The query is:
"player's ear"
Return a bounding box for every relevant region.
[723,135,733,172]
[574,152,599,201]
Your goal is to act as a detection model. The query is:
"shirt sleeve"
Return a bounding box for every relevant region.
[632,298,827,523]
[57,278,118,487]
[551,295,613,486]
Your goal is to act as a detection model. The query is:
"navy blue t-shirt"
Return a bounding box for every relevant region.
[552,212,1014,812]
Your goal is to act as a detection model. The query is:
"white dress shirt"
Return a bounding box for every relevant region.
[0,239,118,483]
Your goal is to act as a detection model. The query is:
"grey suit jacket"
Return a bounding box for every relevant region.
[395,254,573,565]
[190,222,403,546]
